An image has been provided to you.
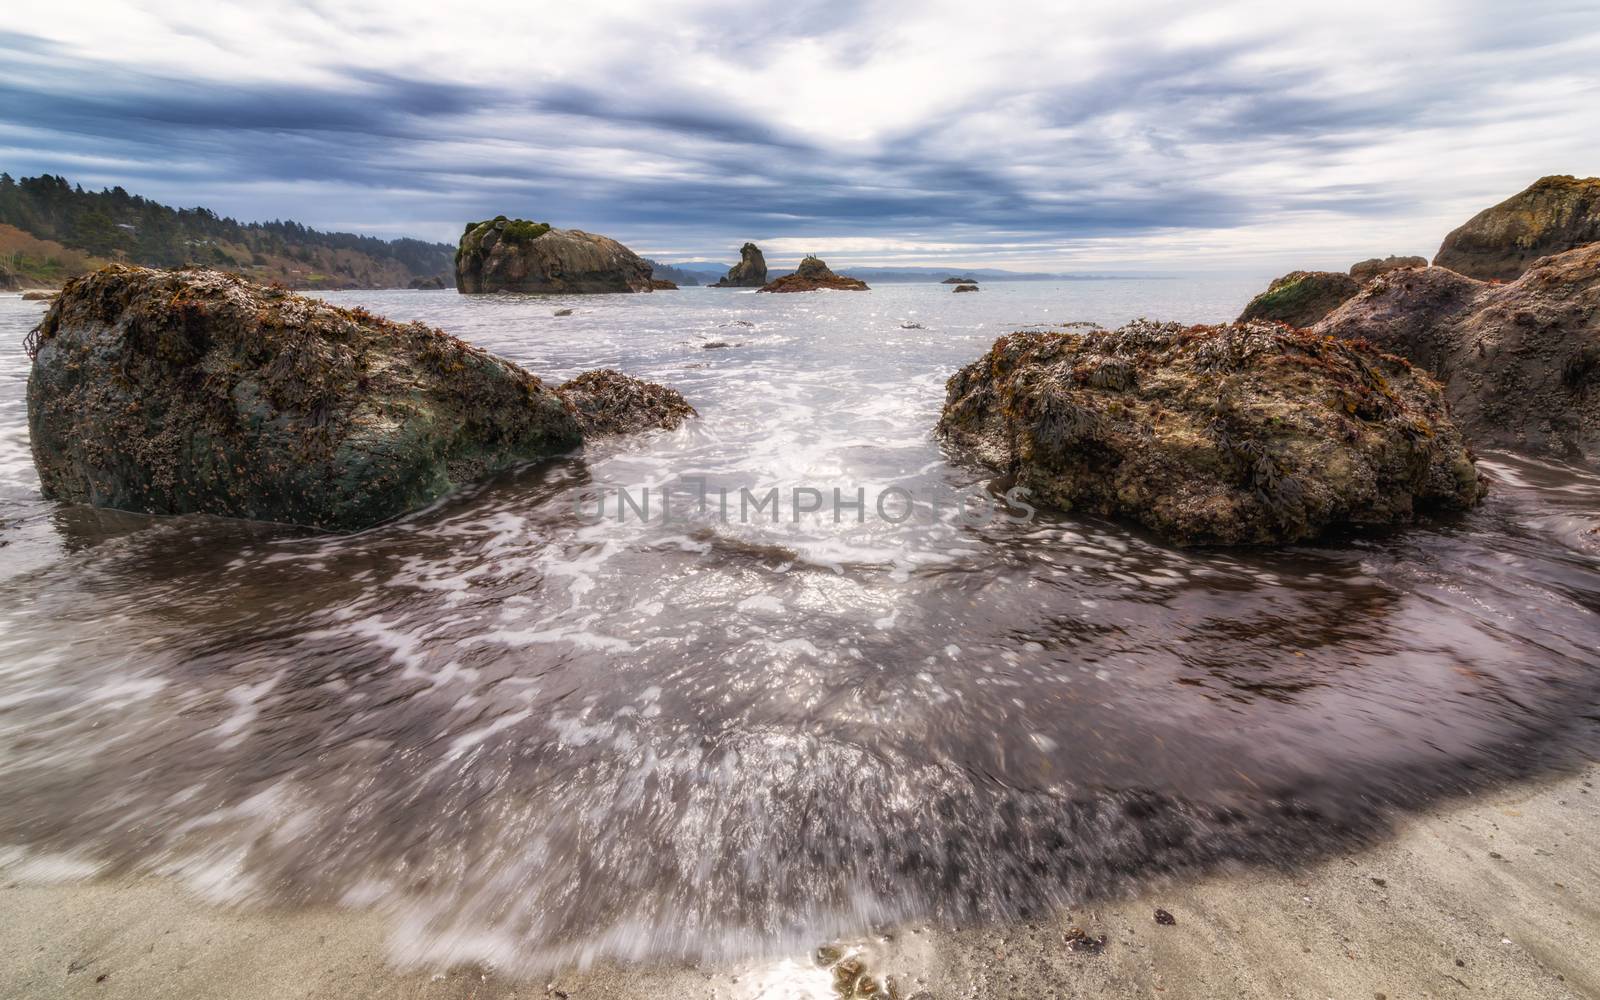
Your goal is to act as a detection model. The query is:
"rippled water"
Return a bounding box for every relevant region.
[1,281,1598,972]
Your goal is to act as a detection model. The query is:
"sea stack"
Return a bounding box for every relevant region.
[1434,175,1600,281]
[758,256,869,293]
[455,217,655,294]
[27,266,693,531]
[712,243,768,287]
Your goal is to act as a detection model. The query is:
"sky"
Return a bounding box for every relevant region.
[2,0,1598,273]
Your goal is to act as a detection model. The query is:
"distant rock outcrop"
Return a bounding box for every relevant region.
[712,243,768,288]
[941,276,980,284]
[455,217,655,294]
[1434,176,1600,281]
[1349,256,1427,282]
[408,274,446,290]
[27,266,692,531]
[1314,243,1600,461]
[1237,271,1361,327]
[937,320,1484,546]
[758,256,870,293]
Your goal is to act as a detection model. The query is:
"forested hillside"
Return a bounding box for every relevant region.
[0,174,453,290]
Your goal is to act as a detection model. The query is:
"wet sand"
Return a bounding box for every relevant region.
[3,761,1596,1000]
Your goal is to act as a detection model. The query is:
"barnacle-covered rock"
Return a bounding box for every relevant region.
[937,320,1485,545]
[27,266,691,531]
[556,369,696,436]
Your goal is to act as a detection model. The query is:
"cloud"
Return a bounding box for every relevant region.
[1,0,1597,270]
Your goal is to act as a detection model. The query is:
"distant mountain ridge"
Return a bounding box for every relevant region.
[0,173,454,290]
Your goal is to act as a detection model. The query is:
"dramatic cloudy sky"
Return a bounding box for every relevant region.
[2,0,1597,271]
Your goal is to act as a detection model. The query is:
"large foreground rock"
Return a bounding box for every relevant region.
[1434,176,1600,281]
[1237,271,1361,327]
[1315,244,1600,460]
[455,217,655,294]
[758,256,869,293]
[938,320,1484,546]
[27,266,691,530]
[711,243,768,287]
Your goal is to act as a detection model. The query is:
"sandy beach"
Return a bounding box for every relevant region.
[3,761,1595,1000]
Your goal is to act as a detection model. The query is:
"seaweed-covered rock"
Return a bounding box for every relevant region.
[556,369,696,436]
[953,284,980,293]
[712,243,768,288]
[455,217,655,294]
[1434,176,1600,281]
[759,256,869,293]
[1237,271,1361,327]
[1349,255,1427,282]
[649,278,679,290]
[1316,244,1600,460]
[26,266,691,531]
[937,320,1484,546]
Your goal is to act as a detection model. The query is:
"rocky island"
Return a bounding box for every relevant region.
[938,320,1484,545]
[711,243,768,287]
[27,266,693,531]
[758,256,869,293]
[455,217,657,294]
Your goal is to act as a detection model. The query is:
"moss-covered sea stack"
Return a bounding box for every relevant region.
[938,320,1485,546]
[27,266,692,531]
[455,216,655,294]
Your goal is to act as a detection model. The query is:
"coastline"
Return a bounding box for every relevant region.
[4,761,1595,999]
